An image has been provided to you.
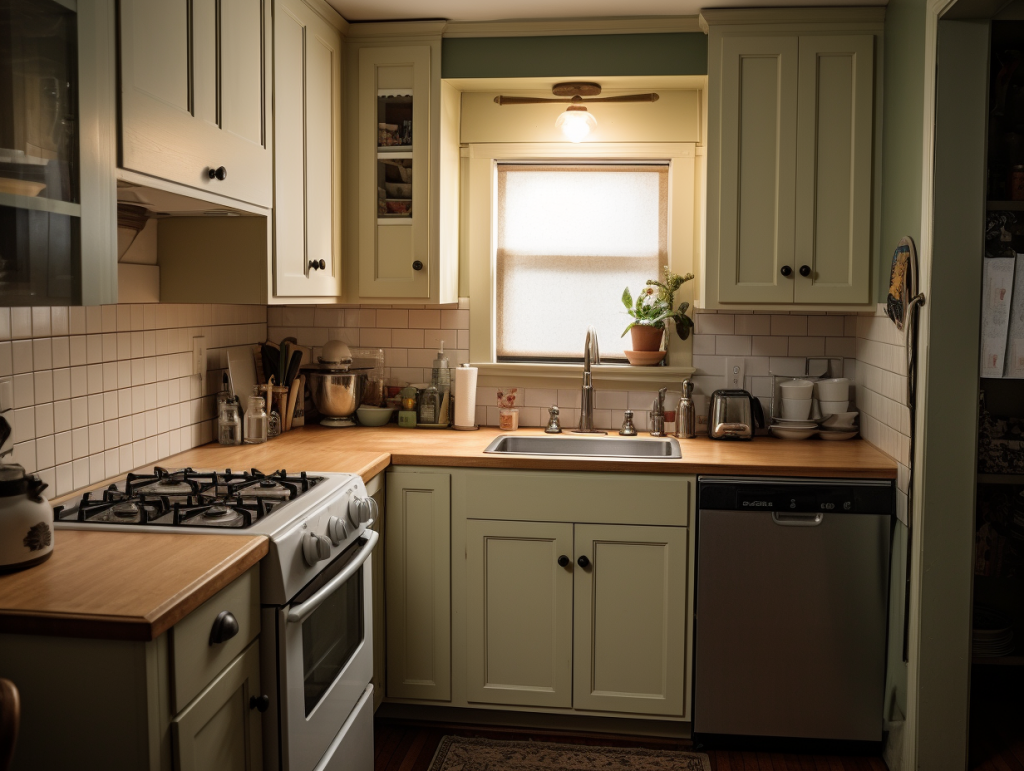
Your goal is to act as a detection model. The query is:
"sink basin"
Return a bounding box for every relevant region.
[483,435,681,459]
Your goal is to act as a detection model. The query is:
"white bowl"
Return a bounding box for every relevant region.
[356,405,395,426]
[815,378,850,402]
[781,398,812,420]
[771,425,817,440]
[818,428,859,440]
[821,411,858,428]
[779,379,815,400]
[819,400,850,416]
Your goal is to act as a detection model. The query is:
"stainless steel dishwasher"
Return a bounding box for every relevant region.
[693,476,894,743]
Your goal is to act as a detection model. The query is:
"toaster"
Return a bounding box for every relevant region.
[707,389,765,440]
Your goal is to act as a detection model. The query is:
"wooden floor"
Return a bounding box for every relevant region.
[374,719,889,771]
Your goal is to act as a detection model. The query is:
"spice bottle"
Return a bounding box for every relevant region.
[244,395,268,444]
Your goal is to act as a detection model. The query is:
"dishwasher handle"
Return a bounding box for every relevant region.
[772,511,824,527]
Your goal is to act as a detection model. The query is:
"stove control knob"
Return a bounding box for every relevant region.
[348,496,376,527]
[302,532,332,565]
[326,515,349,546]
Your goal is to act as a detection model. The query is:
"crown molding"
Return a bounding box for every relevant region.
[301,0,349,33]
[346,20,448,38]
[698,6,885,32]
[441,16,702,37]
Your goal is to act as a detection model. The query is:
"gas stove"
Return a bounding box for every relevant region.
[53,466,326,529]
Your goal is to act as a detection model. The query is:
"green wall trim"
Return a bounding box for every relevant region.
[441,33,708,78]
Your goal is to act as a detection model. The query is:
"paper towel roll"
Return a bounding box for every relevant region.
[453,365,479,429]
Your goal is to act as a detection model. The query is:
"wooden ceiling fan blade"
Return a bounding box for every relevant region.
[493,96,571,105]
[587,93,661,103]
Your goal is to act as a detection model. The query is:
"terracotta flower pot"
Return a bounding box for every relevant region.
[630,325,664,352]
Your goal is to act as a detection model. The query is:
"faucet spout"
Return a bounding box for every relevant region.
[574,325,606,435]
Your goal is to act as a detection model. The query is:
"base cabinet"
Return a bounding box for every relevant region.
[171,640,263,771]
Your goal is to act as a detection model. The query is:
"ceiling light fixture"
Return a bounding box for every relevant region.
[494,82,659,144]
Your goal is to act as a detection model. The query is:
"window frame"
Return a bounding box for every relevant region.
[465,142,700,389]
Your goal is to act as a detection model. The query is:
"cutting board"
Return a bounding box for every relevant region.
[226,345,259,400]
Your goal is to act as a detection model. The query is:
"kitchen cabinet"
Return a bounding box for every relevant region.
[347,26,459,303]
[702,9,883,309]
[273,0,343,297]
[119,0,273,208]
[171,640,263,771]
[384,469,451,701]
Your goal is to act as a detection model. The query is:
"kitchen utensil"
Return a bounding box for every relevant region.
[293,375,306,427]
[356,405,395,426]
[279,337,296,386]
[819,400,850,416]
[306,367,370,427]
[770,426,818,440]
[781,398,813,420]
[818,428,859,440]
[821,411,859,428]
[708,389,765,440]
[285,349,302,386]
[319,339,353,369]
[815,378,850,402]
[779,379,815,399]
[0,424,53,572]
[227,345,259,400]
[285,378,301,431]
[262,344,279,386]
[252,344,265,385]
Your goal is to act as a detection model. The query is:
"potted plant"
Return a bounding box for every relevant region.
[621,267,695,352]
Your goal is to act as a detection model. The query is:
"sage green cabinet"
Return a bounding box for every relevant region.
[118,0,272,207]
[704,10,882,309]
[171,640,263,771]
[384,470,451,701]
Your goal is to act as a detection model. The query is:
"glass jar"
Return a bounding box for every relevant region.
[218,402,242,446]
[268,409,281,438]
[419,385,440,425]
[244,396,268,444]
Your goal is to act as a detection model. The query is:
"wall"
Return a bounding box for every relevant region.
[1,304,266,500]
[441,33,708,79]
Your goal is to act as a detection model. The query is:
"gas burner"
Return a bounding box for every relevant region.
[111,502,140,520]
[126,466,205,496]
[171,497,274,529]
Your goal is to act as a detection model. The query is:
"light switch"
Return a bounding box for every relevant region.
[725,357,746,390]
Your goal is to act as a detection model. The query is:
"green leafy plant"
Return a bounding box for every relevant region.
[621,267,695,340]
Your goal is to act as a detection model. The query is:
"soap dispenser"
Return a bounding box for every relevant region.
[676,379,696,439]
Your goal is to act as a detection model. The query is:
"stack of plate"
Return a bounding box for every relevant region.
[818,425,860,441]
[973,606,1016,658]
[769,417,820,440]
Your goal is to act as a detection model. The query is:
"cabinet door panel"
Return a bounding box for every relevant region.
[794,36,874,304]
[719,36,798,304]
[385,471,451,700]
[573,524,688,716]
[221,0,266,148]
[124,0,190,113]
[465,520,574,708]
[172,640,263,771]
[273,0,342,297]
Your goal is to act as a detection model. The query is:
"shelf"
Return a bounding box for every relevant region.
[987,200,1024,210]
[973,653,1024,666]
[378,149,413,159]
[377,217,412,225]
[977,474,1024,485]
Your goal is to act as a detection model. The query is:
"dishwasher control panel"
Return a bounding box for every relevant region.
[698,476,894,515]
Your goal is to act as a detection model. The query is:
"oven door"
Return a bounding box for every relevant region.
[278,532,376,771]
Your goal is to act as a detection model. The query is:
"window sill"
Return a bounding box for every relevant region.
[470,361,695,391]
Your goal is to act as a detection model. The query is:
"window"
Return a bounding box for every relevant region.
[495,163,668,362]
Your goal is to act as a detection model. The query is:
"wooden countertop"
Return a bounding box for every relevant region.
[0,532,267,641]
[125,424,897,480]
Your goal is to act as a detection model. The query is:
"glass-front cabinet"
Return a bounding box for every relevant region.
[377,90,413,220]
[0,0,115,305]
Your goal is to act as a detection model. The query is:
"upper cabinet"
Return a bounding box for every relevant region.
[118,0,273,209]
[273,0,343,297]
[701,9,883,310]
[347,25,459,304]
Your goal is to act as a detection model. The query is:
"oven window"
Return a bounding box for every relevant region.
[301,569,363,716]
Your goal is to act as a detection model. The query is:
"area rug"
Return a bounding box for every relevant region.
[427,736,712,771]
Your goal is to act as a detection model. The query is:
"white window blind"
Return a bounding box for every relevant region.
[496,163,668,361]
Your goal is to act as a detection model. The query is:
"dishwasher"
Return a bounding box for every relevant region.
[693,476,894,743]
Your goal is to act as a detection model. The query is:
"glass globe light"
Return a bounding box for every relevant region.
[555,106,597,143]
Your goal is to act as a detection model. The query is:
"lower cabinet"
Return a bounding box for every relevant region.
[171,640,263,771]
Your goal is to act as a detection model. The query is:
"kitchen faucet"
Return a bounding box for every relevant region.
[573,325,606,435]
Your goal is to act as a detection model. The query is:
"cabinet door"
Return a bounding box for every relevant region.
[120,0,272,207]
[171,640,263,771]
[358,46,431,298]
[573,524,688,716]
[465,520,574,708]
[273,0,342,297]
[794,36,874,304]
[385,471,450,700]
[718,36,799,304]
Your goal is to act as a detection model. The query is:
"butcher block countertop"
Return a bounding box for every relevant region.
[145,424,897,480]
[0,531,266,641]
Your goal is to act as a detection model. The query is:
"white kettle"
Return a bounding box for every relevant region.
[0,417,53,573]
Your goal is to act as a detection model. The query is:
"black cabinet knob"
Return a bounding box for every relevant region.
[250,694,270,713]
[780,265,792,277]
[208,166,227,181]
[318,259,326,270]
[309,260,319,271]
[799,265,811,277]
[412,260,423,271]
[209,610,239,645]
[577,555,590,569]
[557,555,570,568]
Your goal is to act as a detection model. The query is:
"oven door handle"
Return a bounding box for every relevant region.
[286,530,379,624]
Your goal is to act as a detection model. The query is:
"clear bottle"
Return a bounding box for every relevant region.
[419,384,440,425]
[218,402,242,446]
[244,395,268,444]
[431,342,450,391]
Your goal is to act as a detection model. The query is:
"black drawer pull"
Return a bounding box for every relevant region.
[209,610,239,645]
[250,694,270,712]
[208,166,227,181]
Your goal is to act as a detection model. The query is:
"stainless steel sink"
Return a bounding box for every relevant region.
[483,435,681,459]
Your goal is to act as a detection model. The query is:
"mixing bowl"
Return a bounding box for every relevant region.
[306,369,368,427]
